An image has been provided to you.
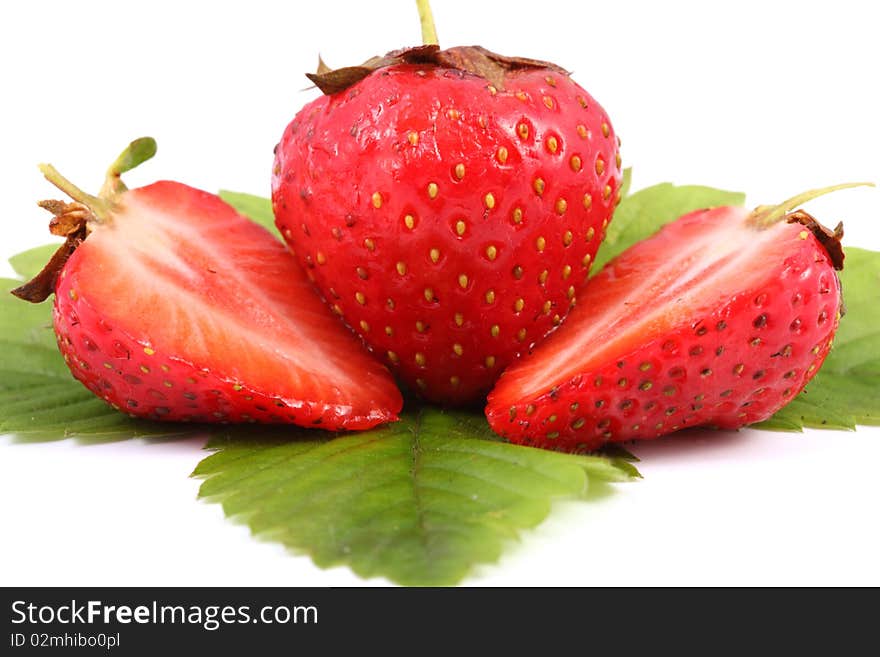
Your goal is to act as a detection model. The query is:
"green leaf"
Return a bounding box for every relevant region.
[595,182,746,272]
[218,190,278,237]
[4,176,873,586]
[193,408,639,586]
[758,247,880,431]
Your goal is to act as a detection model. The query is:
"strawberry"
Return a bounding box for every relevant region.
[486,185,869,451]
[13,139,402,430]
[271,8,622,405]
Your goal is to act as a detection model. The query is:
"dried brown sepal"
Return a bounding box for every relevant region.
[10,199,92,303]
[786,210,845,271]
[436,46,569,90]
[316,55,332,75]
[11,232,84,303]
[38,200,95,237]
[306,66,378,95]
[305,44,568,95]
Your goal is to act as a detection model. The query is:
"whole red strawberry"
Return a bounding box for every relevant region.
[486,186,867,451]
[272,10,622,404]
[13,139,402,430]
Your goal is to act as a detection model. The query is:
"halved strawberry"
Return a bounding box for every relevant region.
[486,185,869,451]
[13,139,402,430]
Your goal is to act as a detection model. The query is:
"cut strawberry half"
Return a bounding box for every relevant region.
[13,139,402,430]
[486,185,869,451]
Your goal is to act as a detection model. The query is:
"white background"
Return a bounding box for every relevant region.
[1,0,878,586]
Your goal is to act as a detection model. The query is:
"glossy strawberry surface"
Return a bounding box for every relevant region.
[273,63,622,404]
[486,206,842,450]
[53,181,402,430]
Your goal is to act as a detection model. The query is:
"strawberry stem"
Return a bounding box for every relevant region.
[416,0,439,46]
[38,164,112,222]
[750,182,875,228]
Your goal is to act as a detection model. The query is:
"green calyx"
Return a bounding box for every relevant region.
[100,136,157,198]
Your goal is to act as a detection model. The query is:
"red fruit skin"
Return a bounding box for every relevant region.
[52,182,402,431]
[486,207,842,451]
[272,64,622,404]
